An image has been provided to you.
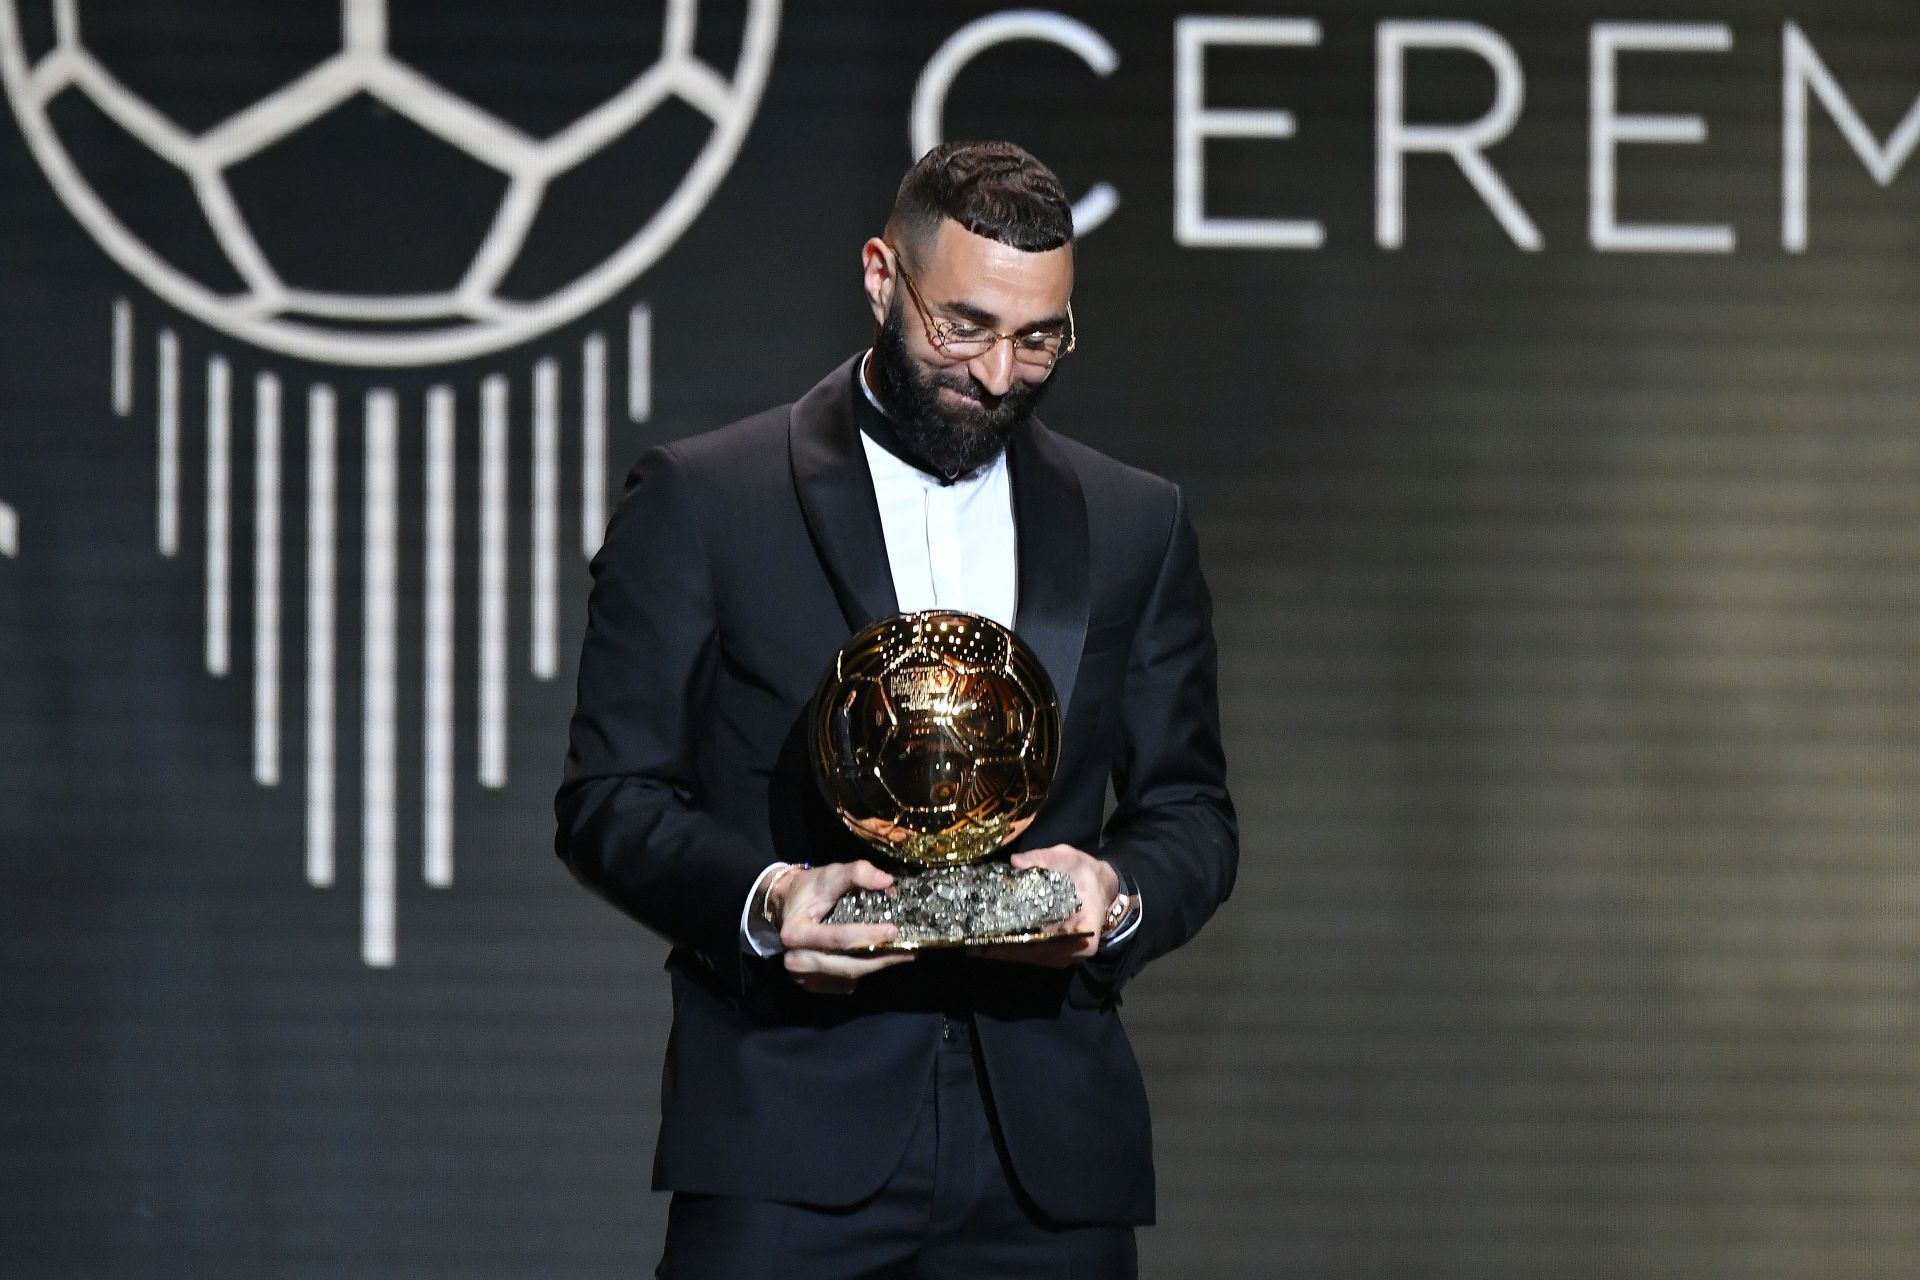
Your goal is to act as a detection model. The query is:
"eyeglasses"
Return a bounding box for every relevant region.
[889,247,1076,374]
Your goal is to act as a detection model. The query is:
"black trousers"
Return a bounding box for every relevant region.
[657,1014,1137,1280]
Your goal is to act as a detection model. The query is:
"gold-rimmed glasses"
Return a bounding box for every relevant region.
[889,248,1076,375]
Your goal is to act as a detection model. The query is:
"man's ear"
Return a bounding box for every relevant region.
[859,237,893,327]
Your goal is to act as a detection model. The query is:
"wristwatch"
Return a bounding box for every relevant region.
[1102,890,1133,937]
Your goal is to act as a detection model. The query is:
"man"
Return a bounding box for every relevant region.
[556,141,1236,1278]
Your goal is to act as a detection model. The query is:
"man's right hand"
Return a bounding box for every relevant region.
[771,860,916,995]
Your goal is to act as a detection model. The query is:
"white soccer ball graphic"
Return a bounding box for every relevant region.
[0,1,779,366]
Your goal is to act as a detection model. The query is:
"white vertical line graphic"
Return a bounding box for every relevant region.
[423,386,456,888]
[156,330,180,556]
[306,385,337,888]
[253,373,281,786]
[205,356,231,677]
[52,0,77,51]
[531,357,559,680]
[0,503,16,558]
[627,302,652,423]
[111,299,133,417]
[363,389,399,969]
[343,0,388,54]
[479,374,509,789]
[581,333,608,559]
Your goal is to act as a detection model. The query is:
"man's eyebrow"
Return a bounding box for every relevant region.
[942,299,1002,328]
[942,298,1070,332]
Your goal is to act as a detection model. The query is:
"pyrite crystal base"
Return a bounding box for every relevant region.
[827,863,1085,951]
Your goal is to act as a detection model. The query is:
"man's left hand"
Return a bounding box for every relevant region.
[968,844,1118,968]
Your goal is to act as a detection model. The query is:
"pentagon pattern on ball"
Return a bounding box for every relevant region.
[45,87,249,295]
[494,94,710,304]
[813,611,1061,868]
[943,667,1028,756]
[874,720,974,828]
[224,94,510,300]
[70,0,338,135]
[819,673,900,830]
[387,0,668,141]
[0,0,781,364]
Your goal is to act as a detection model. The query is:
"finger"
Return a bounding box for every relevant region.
[834,951,919,977]
[786,944,917,972]
[782,919,900,954]
[793,860,894,908]
[844,859,895,892]
[782,863,892,925]
[1010,846,1082,874]
[1033,941,1096,967]
[792,972,858,996]
[1014,843,1077,865]
[786,948,917,979]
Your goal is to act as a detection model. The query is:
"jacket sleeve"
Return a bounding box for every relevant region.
[1092,486,1239,990]
[553,444,770,995]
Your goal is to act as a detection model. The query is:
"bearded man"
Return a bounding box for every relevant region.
[556,140,1236,1279]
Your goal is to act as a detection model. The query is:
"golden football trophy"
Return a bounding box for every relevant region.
[811,610,1086,950]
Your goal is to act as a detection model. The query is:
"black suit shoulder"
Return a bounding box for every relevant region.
[607,406,800,564]
[1043,425,1176,498]
[642,404,793,491]
[1035,425,1187,593]
[1046,425,1181,519]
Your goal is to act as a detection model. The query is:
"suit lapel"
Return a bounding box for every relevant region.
[1010,418,1092,726]
[789,357,899,631]
[790,358,1092,723]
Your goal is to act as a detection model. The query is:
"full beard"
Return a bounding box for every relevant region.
[868,301,1051,480]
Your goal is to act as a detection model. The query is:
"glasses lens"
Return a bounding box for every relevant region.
[936,330,994,359]
[1011,334,1065,367]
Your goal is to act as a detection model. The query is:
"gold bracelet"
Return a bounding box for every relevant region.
[760,862,810,926]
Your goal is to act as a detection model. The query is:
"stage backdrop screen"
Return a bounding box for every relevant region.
[3,3,1919,1276]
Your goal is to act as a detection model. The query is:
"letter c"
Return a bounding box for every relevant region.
[911,11,1120,236]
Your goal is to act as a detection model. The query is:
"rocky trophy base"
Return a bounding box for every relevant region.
[826,862,1085,951]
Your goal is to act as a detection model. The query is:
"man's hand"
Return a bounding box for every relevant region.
[968,844,1119,968]
[771,860,917,995]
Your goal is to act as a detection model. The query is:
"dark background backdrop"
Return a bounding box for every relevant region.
[4,2,1919,1275]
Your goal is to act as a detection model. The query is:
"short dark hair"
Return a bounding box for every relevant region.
[888,141,1073,257]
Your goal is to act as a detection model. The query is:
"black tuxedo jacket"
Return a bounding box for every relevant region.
[555,356,1236,1226]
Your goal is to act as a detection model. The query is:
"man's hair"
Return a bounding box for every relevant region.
[887,141,1073,257]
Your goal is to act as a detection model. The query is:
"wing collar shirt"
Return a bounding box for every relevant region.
[853,355,1018,628]
[740,352,1138,954]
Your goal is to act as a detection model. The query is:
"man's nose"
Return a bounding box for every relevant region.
[969,341,1017,397]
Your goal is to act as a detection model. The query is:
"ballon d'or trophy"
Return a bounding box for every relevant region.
[811,610,1087,950]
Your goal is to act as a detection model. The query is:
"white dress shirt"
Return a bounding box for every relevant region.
[740,353,1138,955]
[860,414,1018,626]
